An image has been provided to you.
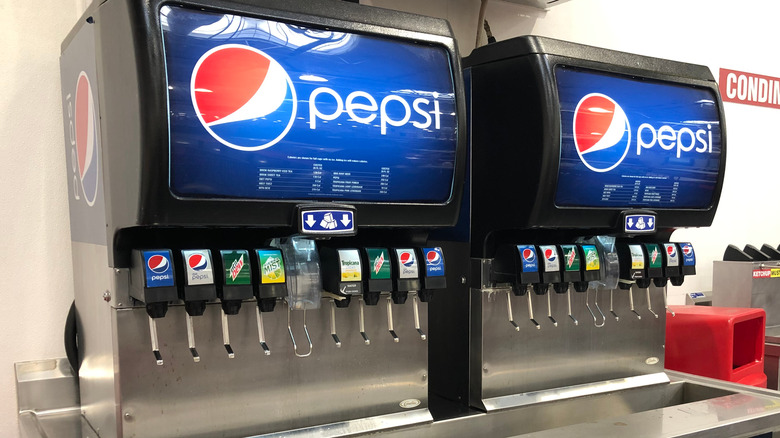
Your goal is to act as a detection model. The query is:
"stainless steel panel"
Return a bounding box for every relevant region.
[15,359,79,412]
[115,298,429,438]
[713,260,780,327]
[71,241,121,438]
[471,285,667,408]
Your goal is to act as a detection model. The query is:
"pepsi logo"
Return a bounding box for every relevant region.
[544,248,556,262]
[191,45,297,151]
[666,245,677,258]
[188,253,208,271]
[400,251,415,267]
[426,250,441,266]
[75,72,99,206]
[573,93,631,173]
[522,248,536,263]
[148,255,170,274]
[682,244,693,256]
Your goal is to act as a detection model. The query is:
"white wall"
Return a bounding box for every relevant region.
[1,0,778,436]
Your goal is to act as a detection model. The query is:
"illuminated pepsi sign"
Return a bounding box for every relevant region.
[555,67,722,209]
[161,6,457,204]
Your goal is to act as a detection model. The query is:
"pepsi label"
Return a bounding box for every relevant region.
[395,249,419,279]
[516,245,538,273]
[182,250,214,286]
[422,247,445,277]
[680,243,696,266]
[161,6,457,204]
[538,245,560,273]
[555,67,722,210]
[663,243,680,267]
[143,250,175,288]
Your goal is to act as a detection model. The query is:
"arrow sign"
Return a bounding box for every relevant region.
[624,214,656,233]
[300,209,356,235]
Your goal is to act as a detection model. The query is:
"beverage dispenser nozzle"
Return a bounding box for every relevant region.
[558,245,585,326]
[131,250,179,366]
[617,244,646,320]
[321,247,364,347]
[253,247,292,356]
[218,250,255,358]
[494,245,541,329]
[180,250,218,363]
[359,248,395,345]
[389,248,425,342]
[538,245,563,327]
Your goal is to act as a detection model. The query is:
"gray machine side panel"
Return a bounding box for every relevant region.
[94,0,143,265]
[60,17,108,247]
[116,301,428,437]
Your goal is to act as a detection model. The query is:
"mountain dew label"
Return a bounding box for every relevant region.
[366,248,391,279]
[645,244,662,269]
[257,249,285,284]
[221,250,251,285]
[561,245,580,272]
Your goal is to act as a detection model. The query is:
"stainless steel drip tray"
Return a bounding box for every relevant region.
[373,372,780,438]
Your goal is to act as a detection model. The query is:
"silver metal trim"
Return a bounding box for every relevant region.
[482,372,671,412]
[246,408,433,437]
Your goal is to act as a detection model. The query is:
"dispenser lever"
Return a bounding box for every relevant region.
[506,291,520,331]
[386,296,400,342]
[586,289,606,328]
[629,286,642,319]
[148,316,163,366]
[255,307,271,356]
[646,288,659,318]
[358,298,370,345]
[412,293,427,340]
[609,289,619,321]
[287,305,313,358]
[664,286,675,317]
[525,287,541,329]
[221,310,235,358]
[546,291,558,327]
[567,286,578,325]
[185,313,200,363]
[330,300,342,348]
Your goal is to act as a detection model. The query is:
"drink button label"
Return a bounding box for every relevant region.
[538,245,560,273]
[338,249,362,282]
[680,242,696,266]
[143,250,175,288]
[257,249,285,284]
[582,245,600,271]
[663,243,680,267]
[221,250,251,285]
[645,244,662,269]
[561,245,580,272]
[628,244,645,270]
[517,245,538,273]
[396,249,419,279]
[182,250,214,286]
[422,247,445,277]
[366,248,391,280]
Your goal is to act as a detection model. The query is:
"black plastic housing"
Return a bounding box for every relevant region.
[63,0,467,267]
[464,36,727,258]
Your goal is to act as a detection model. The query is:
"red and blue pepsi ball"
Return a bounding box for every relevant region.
[191,44,297,151]
[75,72,100,206]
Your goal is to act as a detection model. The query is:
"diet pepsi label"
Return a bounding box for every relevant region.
[624,214,655,233]
[395,249,419,279]
[663,243,680,267]
[143,250,175,288]
[516,245,538,273]
[555,67,722,210]
[182,250,214,286]
[538,245,560,273]
[422,247,445,277]
[161,6,457,204]
[680,243,696,266]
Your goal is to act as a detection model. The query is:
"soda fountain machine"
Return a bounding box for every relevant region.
[59,0,466,436]
[426,36,778,433]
